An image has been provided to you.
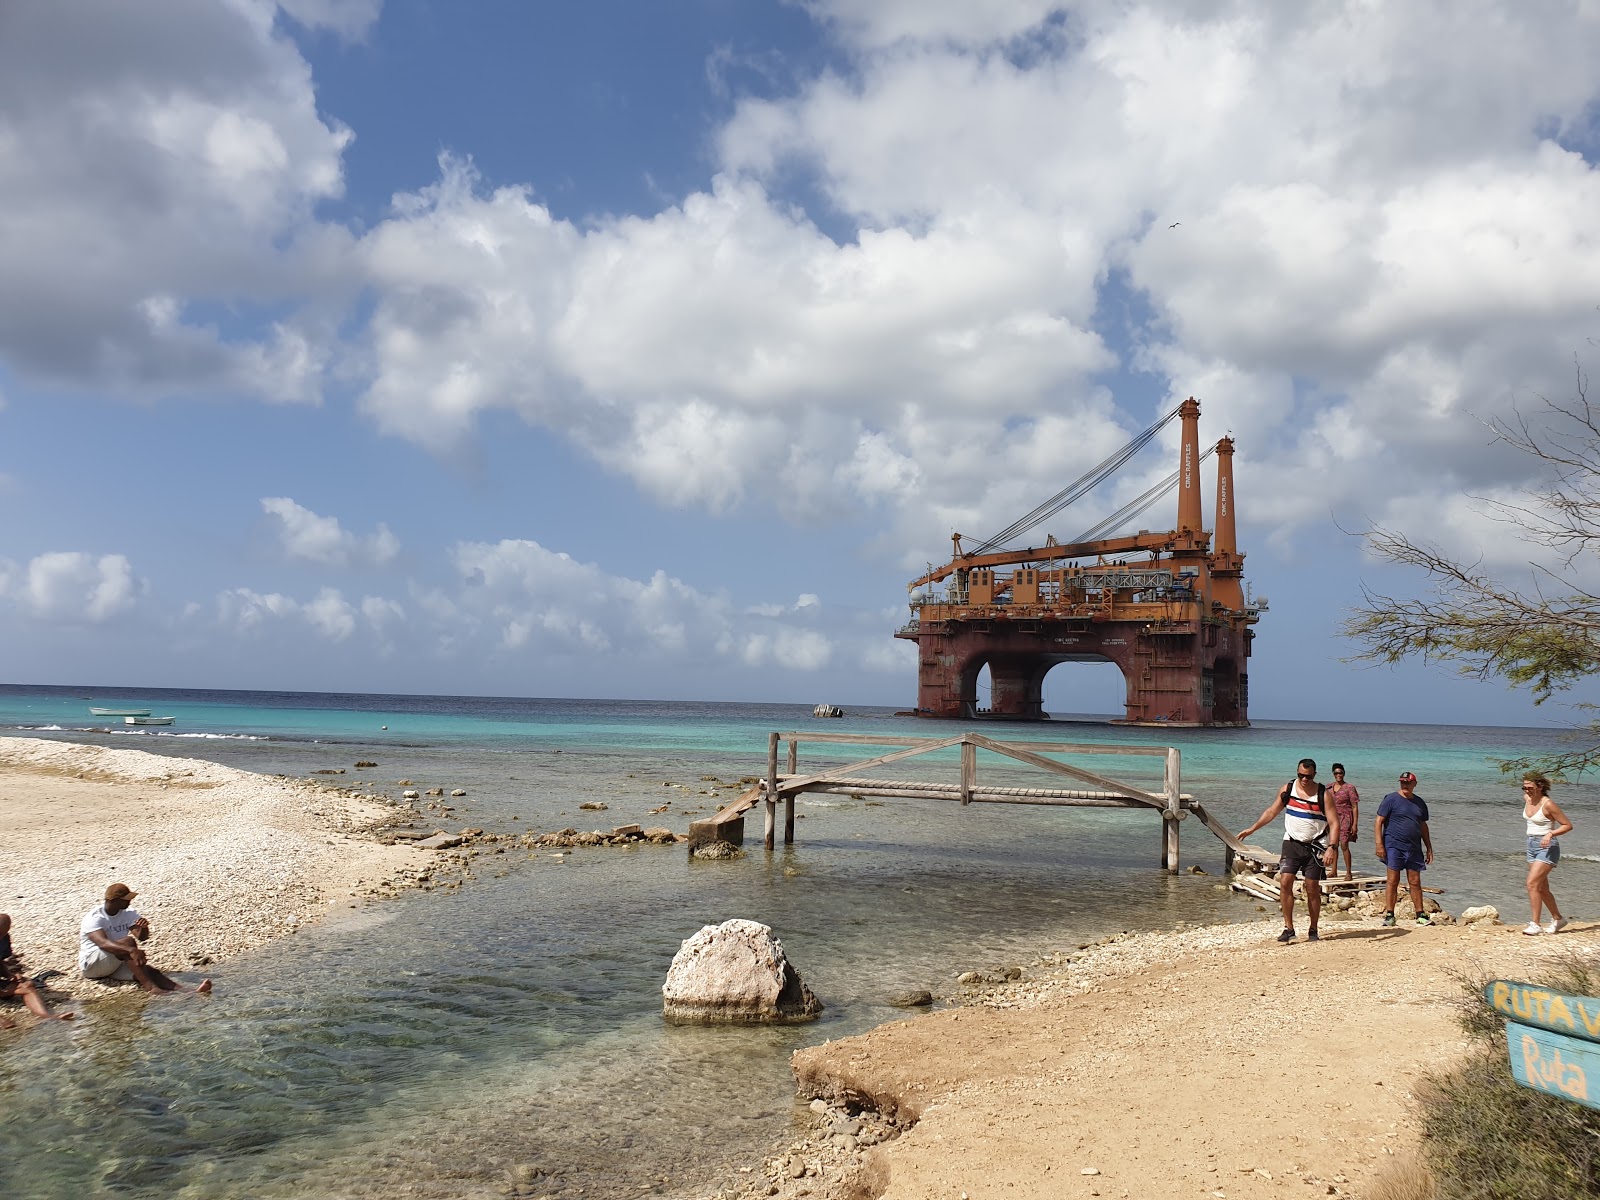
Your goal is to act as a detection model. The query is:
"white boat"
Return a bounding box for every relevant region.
[90,707,151,717]
[812,703,845,718]
[124,715,175,726]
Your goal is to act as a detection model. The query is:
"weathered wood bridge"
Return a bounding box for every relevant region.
[693,730,1275,873]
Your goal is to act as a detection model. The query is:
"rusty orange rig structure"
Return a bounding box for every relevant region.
[895,398,1264,725]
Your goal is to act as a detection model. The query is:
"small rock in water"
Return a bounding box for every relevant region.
[578,801,608,811]
[886,989,934,1008]
[956,971,982,985]
[451,789,466,797]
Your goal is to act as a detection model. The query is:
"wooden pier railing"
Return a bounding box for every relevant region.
[697,730,1271,874]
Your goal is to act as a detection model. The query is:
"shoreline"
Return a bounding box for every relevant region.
[0,736,432,1002]
[5,734,1593,1200]
[688,914,1597,1200]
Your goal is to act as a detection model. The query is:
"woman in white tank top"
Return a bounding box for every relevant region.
[1522,771,1574,935]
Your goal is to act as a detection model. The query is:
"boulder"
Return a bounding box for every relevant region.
[662,919,822,1024]
[1461,905,1499,925]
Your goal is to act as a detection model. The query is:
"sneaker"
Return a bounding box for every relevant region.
[1277,928,1296,943]
[1544,917,1569,934]
[1381,912,1396,927]
[1522,923,1544,936]
[1307,929,1320,942]
[1415,913,1431,926]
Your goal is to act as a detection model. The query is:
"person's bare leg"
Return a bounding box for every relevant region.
[1341,845,1353,881]
[1307,872,1323,934]
[1278,873,1296,932]
[1532,863,1561,925]
[1527,863,1547,925]
[1385,869,1400,916]
[14,979,75,1021]
[1407,870,1425,919]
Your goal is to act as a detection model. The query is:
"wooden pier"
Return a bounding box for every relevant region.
[697,731,1274,874]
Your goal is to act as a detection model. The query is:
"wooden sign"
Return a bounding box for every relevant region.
[1483,981,1600,1042]
[1504,1023,1600,1110]
[1485,981,1600,1110]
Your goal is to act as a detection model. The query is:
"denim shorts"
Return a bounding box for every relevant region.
[1528,836,1561,866]
[1384,844,1427,872]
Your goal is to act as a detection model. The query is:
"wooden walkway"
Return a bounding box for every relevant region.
[700,731,1276,873]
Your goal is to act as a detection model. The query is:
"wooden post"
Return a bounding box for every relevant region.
[766,732,779,851]
[959,738,976,805]
[1163,747,1182,873]
[784,736,797,845]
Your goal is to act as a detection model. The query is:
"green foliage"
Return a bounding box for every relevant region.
[1346,366,1600,775]
[1418,956,1600,1199]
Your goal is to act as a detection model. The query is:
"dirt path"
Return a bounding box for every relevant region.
[766,917,1589,1200]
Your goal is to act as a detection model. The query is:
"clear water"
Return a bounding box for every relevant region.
[0,685,1595,1199]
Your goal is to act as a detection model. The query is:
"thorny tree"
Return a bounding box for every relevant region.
[1345,360,1600,776]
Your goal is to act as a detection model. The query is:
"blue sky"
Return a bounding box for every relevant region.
[3,0,1600,727]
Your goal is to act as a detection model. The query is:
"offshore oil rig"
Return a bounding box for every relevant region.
[895,398,1264,725]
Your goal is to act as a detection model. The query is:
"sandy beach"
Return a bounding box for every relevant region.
[0,737,420,999]
[734,918,1592,1200]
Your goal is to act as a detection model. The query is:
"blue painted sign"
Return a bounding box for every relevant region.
[1505,1022,1600,1111]
[1483,981,1600,1042]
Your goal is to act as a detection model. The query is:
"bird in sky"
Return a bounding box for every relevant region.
[1169,221,1181,228]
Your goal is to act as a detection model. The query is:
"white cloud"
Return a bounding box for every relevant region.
[274,0,383,41]
[15,552,140,623]
[216,583,401,643]
[8,0,1600,579]
[449,538,835,668]
[0,1,356,401]
[261,497,400,566]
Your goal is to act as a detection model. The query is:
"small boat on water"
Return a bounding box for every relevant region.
[812,703,845,718]
[124,715,175,726]
[90,707,151,717]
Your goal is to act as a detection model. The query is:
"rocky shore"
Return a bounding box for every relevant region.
[0,738,689,1008]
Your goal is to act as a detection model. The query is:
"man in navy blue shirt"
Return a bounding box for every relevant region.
[1375,771,1434,927]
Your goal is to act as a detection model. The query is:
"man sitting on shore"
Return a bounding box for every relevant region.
[79,883,211,994]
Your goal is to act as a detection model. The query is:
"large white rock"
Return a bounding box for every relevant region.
[1460,905,1500,925]
[662,918,823,1024]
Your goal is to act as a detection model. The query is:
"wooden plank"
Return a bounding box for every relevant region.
[777,731,1170,757]
[786,782,1147,807]
[775,735,968,796]
[959,741,976,806]
[780,774,1141,800]
[1505,1022,1600,1110]
[1486,982,1600,1044]
[965,733,1167,805]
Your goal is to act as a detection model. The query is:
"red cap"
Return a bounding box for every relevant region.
[1398,772,1417,785]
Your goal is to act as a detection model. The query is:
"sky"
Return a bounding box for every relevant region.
[3,0,1600,727]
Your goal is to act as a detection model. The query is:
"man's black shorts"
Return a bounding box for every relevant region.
[1278,838,1328,881]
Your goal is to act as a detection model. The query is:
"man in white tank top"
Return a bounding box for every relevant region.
[1238,758,1340,944]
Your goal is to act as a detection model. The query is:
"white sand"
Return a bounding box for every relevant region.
[0,737,418,999]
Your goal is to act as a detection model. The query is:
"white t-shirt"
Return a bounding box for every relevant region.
[79,904,142,970]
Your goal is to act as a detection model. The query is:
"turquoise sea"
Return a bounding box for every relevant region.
[0,684,1595,1199]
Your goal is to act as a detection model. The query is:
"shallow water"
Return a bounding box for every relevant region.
[1,686,1596,1198]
